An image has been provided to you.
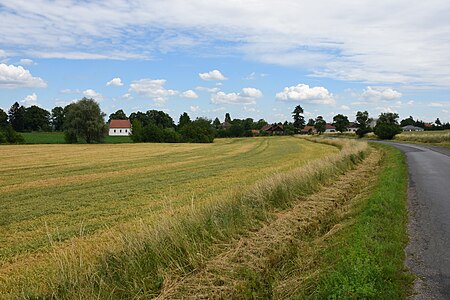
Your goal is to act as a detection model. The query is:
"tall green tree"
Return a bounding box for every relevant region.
[63,98,106,143]
[355,111,373,138]
[24,105,51,131]
[213,117,221,129]
[332,114,350,133]
[51,106,65,131]
[178,112,191,128]
[224,113,232,123]
[0,108,8,128]
[314,116,326,134]
[400,116,415,127]
[435,118,442,126]
[292,105,305,132]
[374,112,402,140]
[108,109,127,121]
[8,102,26,132]
[307,118,315,126]
[145,110,175,128]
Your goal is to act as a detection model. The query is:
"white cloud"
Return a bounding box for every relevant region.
[429,102,450,107]
[181,90,199,99]
[241,87,263,98]
[361,86,402,101]
[83,89,103,101]
[199,70,227,81]
[106,77,123,86]
[196,86,220,93]
[18,58,35,65]
[0,64,47,88]
[61,88,81,94]
[0,50,6,58]
[20,93,38,106]
[276,84,335,105]
[129,79,178,105]
[121,93,133,100]
[190,105,200,112]
[340,105,350,110]
[211,88,262,105]
[2,2,450,87]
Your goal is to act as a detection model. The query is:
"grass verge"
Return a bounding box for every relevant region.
[31,139,368,299]
[294,144,413,299]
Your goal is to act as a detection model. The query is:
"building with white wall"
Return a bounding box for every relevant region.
[109,119,132,136]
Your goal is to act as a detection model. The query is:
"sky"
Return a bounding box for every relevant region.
[1,0,450,124]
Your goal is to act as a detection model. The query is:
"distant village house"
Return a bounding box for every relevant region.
[261,124,284,135]
[109,119,132,136]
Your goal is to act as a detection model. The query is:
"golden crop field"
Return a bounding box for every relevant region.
[394,129,450,148]
[0,137,338,295]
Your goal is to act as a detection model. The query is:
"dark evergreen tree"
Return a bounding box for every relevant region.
[292,105,305,132]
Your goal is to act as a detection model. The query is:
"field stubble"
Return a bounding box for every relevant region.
[1,137,339,297]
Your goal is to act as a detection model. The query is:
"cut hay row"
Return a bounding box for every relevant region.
[29,138,369,299]
[159,147,381,299]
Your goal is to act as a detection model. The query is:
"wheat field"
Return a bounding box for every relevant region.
[0,137,339,296]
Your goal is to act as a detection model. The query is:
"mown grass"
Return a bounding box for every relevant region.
[28,138,368,298]
[293,144,413,299]
[0,137,338,297]
[20,131,133,144]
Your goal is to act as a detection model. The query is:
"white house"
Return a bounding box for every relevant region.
[109,119,132,136]
[324,124,336,133]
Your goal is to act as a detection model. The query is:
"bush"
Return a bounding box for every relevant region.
[1,125,25,144]
[374,123,402,140]
[180,118,215,143]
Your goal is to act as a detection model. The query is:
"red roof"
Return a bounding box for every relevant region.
[109,119,131,128]
[325,124,336,129]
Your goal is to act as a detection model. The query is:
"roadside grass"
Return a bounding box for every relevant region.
[292,144,413,299]
[27,138,368,298]
[0,137,337,297]
[20,132,133,144]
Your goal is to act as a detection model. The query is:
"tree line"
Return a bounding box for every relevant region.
[1,99,449,144]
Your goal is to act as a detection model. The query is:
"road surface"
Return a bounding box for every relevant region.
[373,142,450,299]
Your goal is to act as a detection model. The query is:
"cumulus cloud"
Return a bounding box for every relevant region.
[0,64,47,88]
[106,77,123,86]
[83,89,103,101]
[199,70,227,81]
[196,86,220,93]
[211,88,262,105]
[241,87,263,98]
[181,90,199,99]
[340,105,350,110]
[129,79,178,105]
[2,2,450,86]
[20,93,38,106]
[190,105,200,112]
[276,84,335,105]
[361,86,402,101]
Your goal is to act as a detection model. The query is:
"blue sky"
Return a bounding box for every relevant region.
[1,0,450,124]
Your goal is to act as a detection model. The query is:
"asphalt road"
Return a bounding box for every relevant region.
[373,142,450,299]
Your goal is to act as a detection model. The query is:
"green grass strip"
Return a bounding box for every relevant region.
[299,144,413,299]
